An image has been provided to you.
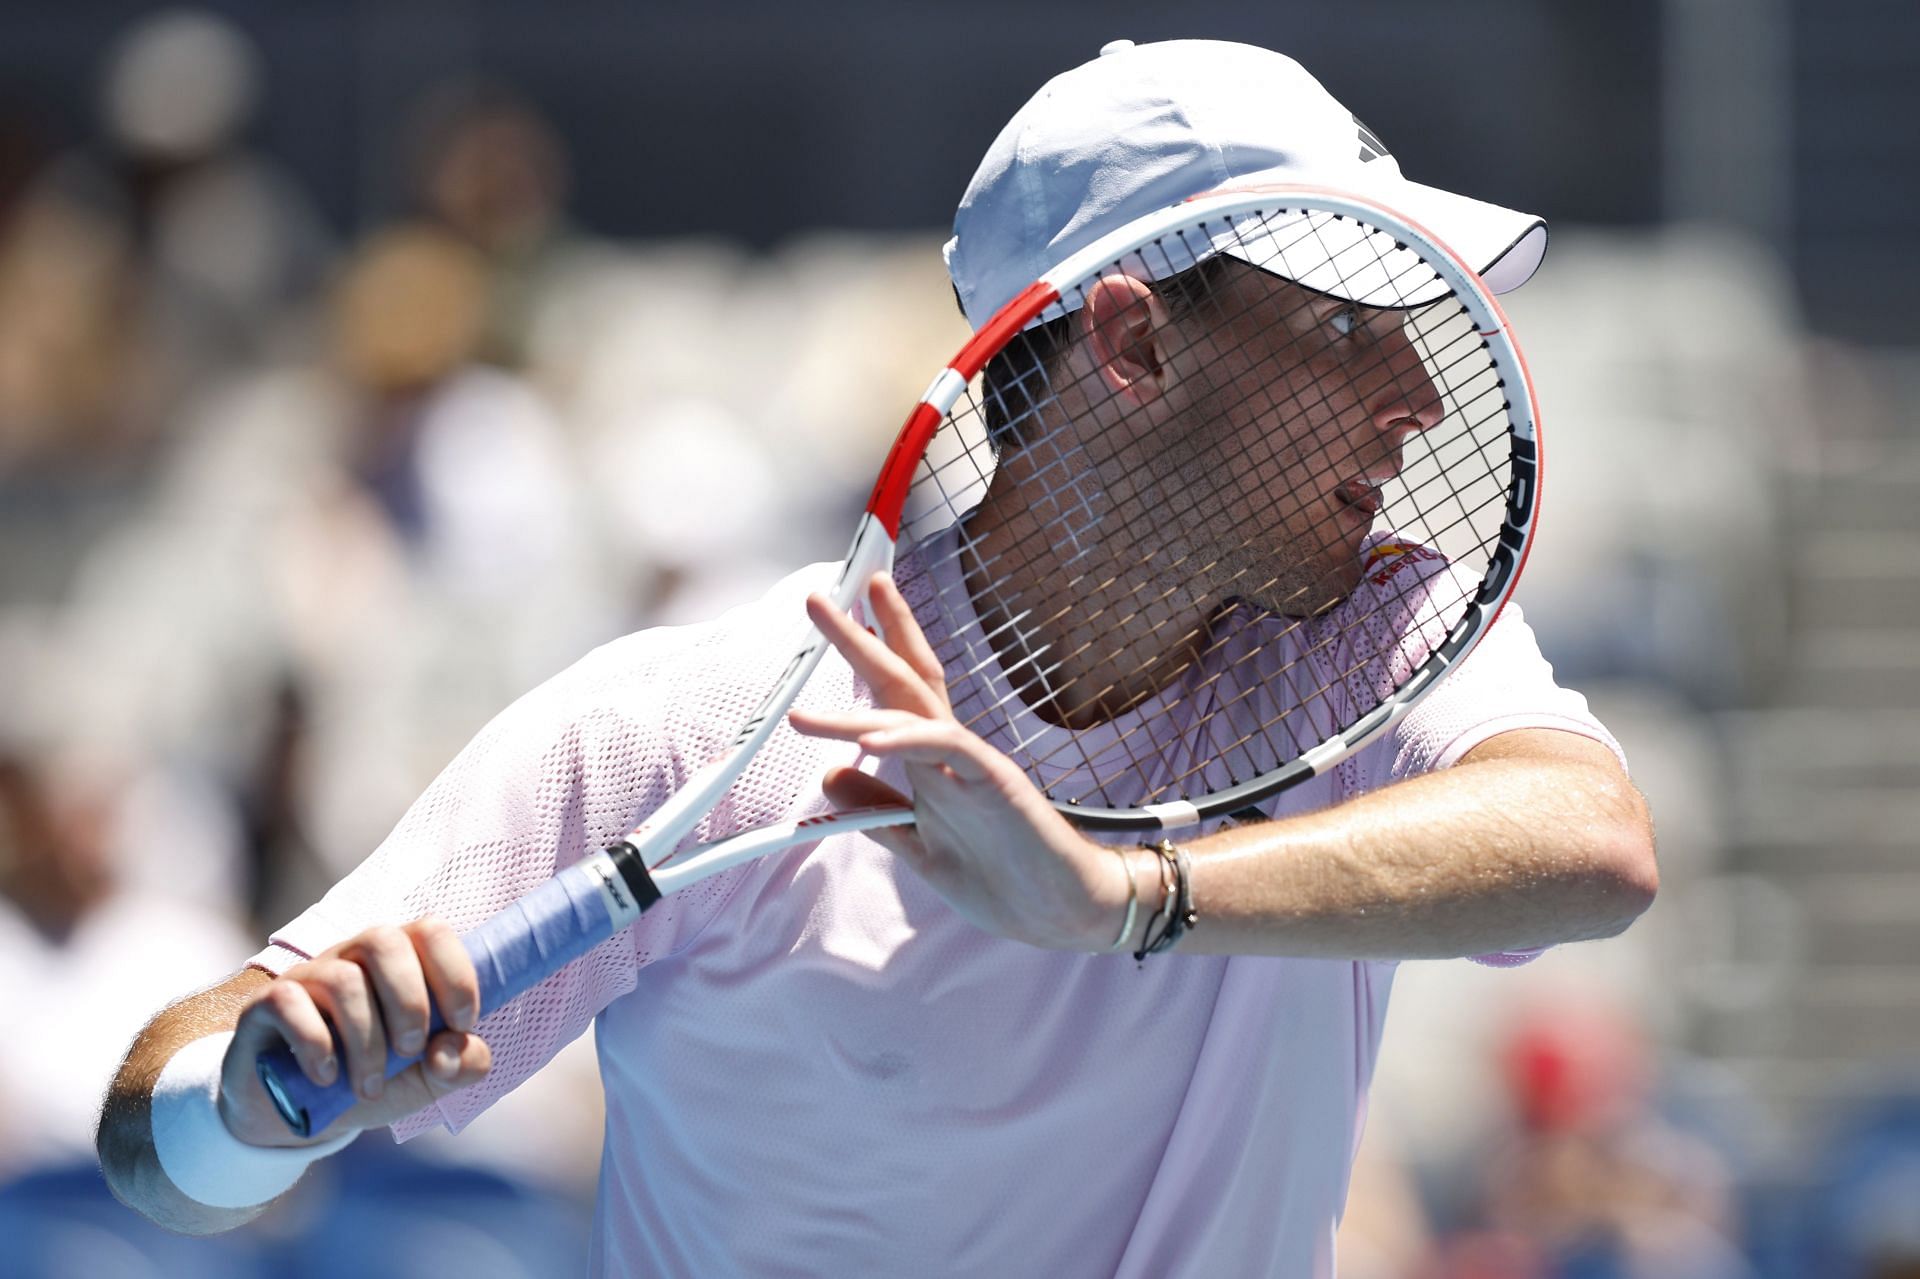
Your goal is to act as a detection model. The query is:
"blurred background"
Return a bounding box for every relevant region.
[0,2,1914,1276]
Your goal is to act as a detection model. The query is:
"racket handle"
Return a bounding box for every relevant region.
[255,842,660,1138]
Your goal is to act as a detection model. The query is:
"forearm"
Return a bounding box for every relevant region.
[1117,735,1656,960]
[795,581,1657,961]
[97,969,277,1235]
[99,919,494,1235]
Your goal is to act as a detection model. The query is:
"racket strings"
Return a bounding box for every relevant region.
[1067,257,1482,748]
[948,240,1451,775]
[903,203,1518,809]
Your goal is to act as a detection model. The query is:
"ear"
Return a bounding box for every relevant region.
[1081,273,1173,405]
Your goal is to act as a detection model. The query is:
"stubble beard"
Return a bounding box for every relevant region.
[1146,399,1360,621]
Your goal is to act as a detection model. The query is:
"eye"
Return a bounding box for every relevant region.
[1328,305,1360,337]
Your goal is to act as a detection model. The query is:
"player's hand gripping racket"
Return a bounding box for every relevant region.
[258,185,1540,1136]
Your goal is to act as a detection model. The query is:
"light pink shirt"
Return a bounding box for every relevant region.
[254,542,1619,1277]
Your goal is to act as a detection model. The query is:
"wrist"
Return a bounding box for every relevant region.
[1131,839,1196,960]
[1091,845,1167,953]
[151,1032,357,1209]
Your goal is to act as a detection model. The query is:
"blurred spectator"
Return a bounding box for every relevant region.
[67,8,334,382]
[1470,1000,1753,1279]
[0,218,612,1197]
[0,177,144,477]
[0,9,334,609]
[294,226,615,883]
[42,221,610,926]
[529,230,967,623]
[402,81,586,370]
[1337,1111,1439,1279]
[0,734,252,1179]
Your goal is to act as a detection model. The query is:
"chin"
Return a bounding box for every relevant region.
[1239,559,1358,619]
[1207,533,1363,619]
[1301,570,1361,617]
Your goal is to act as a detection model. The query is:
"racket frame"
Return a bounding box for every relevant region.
[654,185,1540,863]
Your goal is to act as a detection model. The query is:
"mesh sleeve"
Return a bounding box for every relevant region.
[1334,598,1625,796]
[246,566,848,1138]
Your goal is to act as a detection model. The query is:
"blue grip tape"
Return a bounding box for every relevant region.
[256,855,637,1138]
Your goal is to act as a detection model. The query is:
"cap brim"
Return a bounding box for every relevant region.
[1379,174,1548,295]
[1025,177,1547,326]
[1209,171,1547,308]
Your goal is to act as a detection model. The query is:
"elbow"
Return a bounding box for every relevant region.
[1589,797,1659,939]
[1596,844,1658,938]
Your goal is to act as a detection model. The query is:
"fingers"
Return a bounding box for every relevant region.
[820,767,927,864]
[795,704,999,785]
[807,582,952,718]
[225,1019,492,1147]
[864,573,950,714]
[225,968,383,1148]
[282,1028,493,1141]
[820,764,910,811]
[421,1029,491,1093]
[233,976,339,1095]
[259,918,478,1104]
[406,917,479,1035]
[357,1029,493,1128]
[855,718,1001,785]
[297,955,389,1104]
[338,926,425,1072]
[221,917,489,1146]
[789,706,923,743]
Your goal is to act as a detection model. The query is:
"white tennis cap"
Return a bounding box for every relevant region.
[945,39,1548,328]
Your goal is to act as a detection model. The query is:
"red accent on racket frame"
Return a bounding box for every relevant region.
[864,280,1061,538]
[867,401,945,539]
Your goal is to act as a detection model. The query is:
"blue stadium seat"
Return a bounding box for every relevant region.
[0,1162,265,1279]
[271,1142,592,1279]
[1802,1094,1920,1279]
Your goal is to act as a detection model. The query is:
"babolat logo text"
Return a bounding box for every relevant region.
[1507,438,1537,527]
[592,858,632,913]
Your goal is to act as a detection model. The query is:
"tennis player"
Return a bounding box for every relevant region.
[100,40,1654,1277]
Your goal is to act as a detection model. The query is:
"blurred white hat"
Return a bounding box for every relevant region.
[945,38,1548,325]
[103,9,259,161]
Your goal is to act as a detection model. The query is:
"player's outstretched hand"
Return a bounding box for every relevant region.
[791,573,1128,951]
[221,918,492,1147]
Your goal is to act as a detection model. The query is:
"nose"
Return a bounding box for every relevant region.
[1365,326,1444,474]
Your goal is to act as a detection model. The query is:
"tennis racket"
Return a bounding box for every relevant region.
[258,184,1540,1136]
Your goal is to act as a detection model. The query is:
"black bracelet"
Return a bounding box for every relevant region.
[1170,842,1197,941]
[1133,839,1195,961]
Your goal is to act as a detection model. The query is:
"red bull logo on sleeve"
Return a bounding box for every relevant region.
[1364,541,1446,587]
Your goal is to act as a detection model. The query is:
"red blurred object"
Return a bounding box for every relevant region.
[1499,999,1649,1134]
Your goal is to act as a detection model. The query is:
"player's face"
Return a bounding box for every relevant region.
[1156,264,1444,616]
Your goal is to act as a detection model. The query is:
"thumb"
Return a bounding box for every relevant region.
[819,767,927,866]
[821,765,908,811]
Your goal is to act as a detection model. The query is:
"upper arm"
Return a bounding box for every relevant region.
[1460,727,1658,901]
[1459,725,1641,815]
